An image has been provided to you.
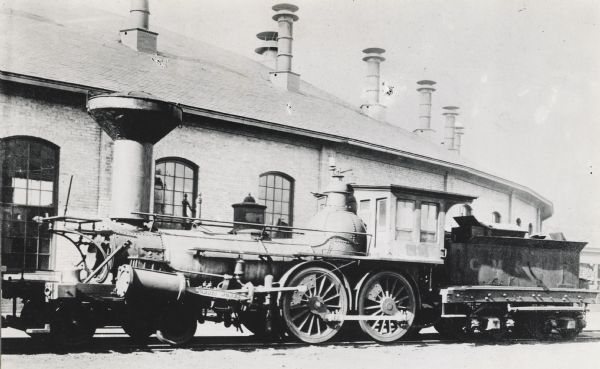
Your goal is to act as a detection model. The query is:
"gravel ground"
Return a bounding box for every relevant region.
[2,311,600,369]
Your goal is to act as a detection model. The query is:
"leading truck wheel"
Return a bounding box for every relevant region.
[358,271,416,342]
[281,267,348,344]
[155,303,197,346]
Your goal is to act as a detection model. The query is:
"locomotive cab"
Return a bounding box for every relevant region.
[352,185,476,263]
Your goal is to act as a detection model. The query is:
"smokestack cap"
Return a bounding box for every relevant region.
[255,31,278,54]
[257,31,278,41]
[87,91,182,144]
[362,47,386,62]
[272,3,299,21]
[442,106,460,115]
[417,79,436,92]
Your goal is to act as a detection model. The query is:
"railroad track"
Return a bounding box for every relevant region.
[3,330,600,355]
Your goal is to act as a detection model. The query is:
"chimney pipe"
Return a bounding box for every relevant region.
[269,3,300,91]
[255,31,278,70]
[414,80,437,139]
[442,106,459,151]
[360,48,386,120]
[454,124,465,154]
[130,0,150,29]
[120,0,158,53]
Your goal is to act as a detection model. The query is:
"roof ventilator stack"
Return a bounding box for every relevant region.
[360,48,386,121]
[414,80,437,140]
[269,3,300,92]
[442,106,459,151]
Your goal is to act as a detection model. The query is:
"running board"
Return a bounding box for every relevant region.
[507,305,586,312]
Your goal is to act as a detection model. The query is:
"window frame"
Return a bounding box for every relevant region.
[258,171,294,227]
[1,136,60,272]
[153,157,198,220]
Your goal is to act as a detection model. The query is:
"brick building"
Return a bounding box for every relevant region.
[0,2,552,280]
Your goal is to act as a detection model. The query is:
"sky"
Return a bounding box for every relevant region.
[84,0,600,247]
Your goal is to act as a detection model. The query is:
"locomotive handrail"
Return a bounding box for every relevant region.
[34,215,104,224]
[132,211,373,237]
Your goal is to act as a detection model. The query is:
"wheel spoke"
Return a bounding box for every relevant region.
[317,274,327,295]
[290,303,308,310]
[297,313,311,330]
[392,286,405,300]
[321,282,336,300]
[307,315,315,335]
[292,309,310,322]
[364,305,380,310]
[323,293,340,303]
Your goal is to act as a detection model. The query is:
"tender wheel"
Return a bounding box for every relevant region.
[358,271,416,342]
[522,314,552,340]
[49,302,96,347]
[281,266,348,343]
[155,303,197,346]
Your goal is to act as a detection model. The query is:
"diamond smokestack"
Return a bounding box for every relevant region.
[360,48,386,121]
[255,31,278,70]
[414,80,436,140]
[442,106,459,151]
[269,3,300,91]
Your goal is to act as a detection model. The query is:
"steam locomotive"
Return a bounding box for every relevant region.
[2,168,597,346]
[2,92,597,347]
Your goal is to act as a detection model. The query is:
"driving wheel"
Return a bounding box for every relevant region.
[358,271,416,342]
[281,266,348,343]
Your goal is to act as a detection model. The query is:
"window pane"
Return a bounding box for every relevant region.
[184,179,194,193]
[40,191,52,207]
[165,162,175,176]
[282,179,290,190]
[13,187,27,205]
[420,202,438,242]
[174,177,184,191]
[396,199,414,230]
[376,198,387,229]
[175,163,184,177]
[275,176,283,188]
[358,200,370,226]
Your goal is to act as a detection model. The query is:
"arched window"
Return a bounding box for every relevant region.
[258,172,294,231]
[1,137,59,271]
[154,158,198,228]
[460,204,472,216]
[516,218,522,227]
[492,211,501,224]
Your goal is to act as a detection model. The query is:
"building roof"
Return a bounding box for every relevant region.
[0,1,553,218]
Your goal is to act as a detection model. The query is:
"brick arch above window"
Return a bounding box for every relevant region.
[154,157,198,225]
[1,136,60,271]
[258,171,294,228]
